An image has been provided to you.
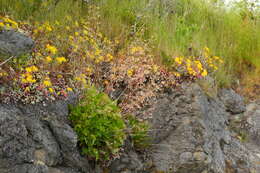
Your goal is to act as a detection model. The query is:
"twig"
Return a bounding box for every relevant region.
[115,87,128,101]
[0,56,14,67]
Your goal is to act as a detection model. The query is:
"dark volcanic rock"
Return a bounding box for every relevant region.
[245,101,260,145]
[0,95,92,173]
[146,84,259,173]
[0,30,34,58]
[219,88,246,114]
[109,140,144,173]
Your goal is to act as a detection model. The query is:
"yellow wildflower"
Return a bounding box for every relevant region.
[194,60,203,71]
[186,59,192,65]
[45,26,52,32]
[83,30,88,35]
[46,44,57,54]
[106,54,114,62]
[130,46,143,54]
[48,88,54,93]
[0,72,8,77]
[24,87,30,92]
[127,69,134,77]
[173,72,181,77]
[25,66,38,73]
[204,46,210,53]
[67,87,73,92]
[115,40,119,44]
[31,66,38,72]
[33,29,38,34]
[97,56,104,62]
[85,67,93,74]
[201,69,208,77]
[187,66,196,76]
[56,57,67,64]
[45,56,52,63]
[174,57,183,65]
[213,56,220,60]
[69,35,74,41]
[21,73,36,83]
[38,26,43,31]
[43,80,52,87]
[95,49,101,56]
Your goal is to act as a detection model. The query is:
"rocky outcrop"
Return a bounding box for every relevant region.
[0,29,34,58]
[0,94,92,173]
[106,85,260,173]
[0,83,259,173]
[245,101,260,145]
[219,88,246,114]
[142,84,258,173]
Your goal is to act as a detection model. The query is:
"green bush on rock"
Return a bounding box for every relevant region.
[69,86,126,161]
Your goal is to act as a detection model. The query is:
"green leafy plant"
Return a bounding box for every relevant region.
[126,115,150,149]
[69,86,126,161]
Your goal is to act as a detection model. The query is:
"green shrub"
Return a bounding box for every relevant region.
[69,86,126,161]
[126,115,150,149]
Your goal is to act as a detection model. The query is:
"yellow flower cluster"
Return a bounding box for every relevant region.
[21,73,36,84]
[1,13,118,102]
[67,87,73,92]
[48,87,54,93]
[25,66,38,73]
[46,44,57,54]
[0,16,18,29]
[21,66,39,84]
[173,47,223,78]
[85,67,93,75]
[45,56,52,63]
[33,22,53,34]
[43,77,52,87]
[203,47,224,71]
[127,69,134,77]
[106,53,114,62]
[130,46,144,54]
[56,56,67,64]
[174,57,184,65]
[0,71,8,77]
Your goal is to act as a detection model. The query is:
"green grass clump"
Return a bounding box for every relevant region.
[69,86,126,161]
[0,0,85,22]
[95,0,260,87]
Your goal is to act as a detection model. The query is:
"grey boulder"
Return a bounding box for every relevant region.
[0,30,34,58]
[219,88,246,114]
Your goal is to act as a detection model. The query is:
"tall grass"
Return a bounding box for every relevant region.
[95,0,260,86]
[1,0,259,88]
[0,0,85,22]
